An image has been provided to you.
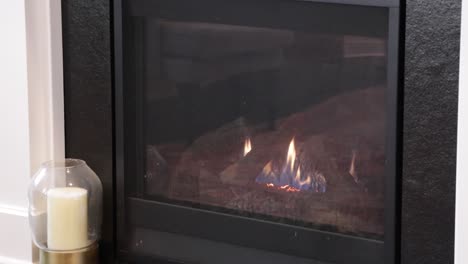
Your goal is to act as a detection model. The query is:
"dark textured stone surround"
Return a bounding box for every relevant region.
[61,0,114,261]
[62,0,460,263]
[401,1,460,263]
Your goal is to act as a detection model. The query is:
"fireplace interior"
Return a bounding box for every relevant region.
[119,0,398,263]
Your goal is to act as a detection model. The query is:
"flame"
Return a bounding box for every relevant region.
[287,187,300,192]
[255,137,326,193]
[244,138,252,156]
[349,150,358,183]
[294,167,311,188]
[262,161,273,175]
[278,184,299,192]
[286,138,296,171]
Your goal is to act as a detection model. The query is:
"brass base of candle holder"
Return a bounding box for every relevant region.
[39,243,98,264]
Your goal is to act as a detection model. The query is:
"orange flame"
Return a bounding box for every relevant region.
[349,150,358,183]
[279,184,300,192]
[244,138,252,156]
[286,187,300,192]
[286,138,296,172]
[294,167,312,188]
[262,161,273,175]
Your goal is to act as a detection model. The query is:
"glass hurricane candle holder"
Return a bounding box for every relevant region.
[28,159,103,264]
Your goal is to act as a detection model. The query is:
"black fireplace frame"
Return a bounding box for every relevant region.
[112,0,401,263]
[62,0,460,263]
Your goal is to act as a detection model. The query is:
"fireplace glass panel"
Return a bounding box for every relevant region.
[123,4,389,241]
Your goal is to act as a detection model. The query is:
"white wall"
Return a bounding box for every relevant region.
[0,0,64,262]
[456,1,468,263]
[0,1,33,262]
[0,0,30,209]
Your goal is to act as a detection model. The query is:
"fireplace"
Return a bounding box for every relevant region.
[61,0,461,262]
[135,21,389,237]
[112,0,400,263]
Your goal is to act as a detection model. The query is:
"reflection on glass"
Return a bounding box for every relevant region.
[130,19,387,239]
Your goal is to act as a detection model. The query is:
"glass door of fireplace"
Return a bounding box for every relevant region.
[117,0,399,263]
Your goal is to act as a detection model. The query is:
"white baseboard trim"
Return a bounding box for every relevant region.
[0,256,34,264]
[0,205,33,264]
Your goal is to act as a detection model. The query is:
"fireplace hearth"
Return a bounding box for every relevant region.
[113,0,400,263]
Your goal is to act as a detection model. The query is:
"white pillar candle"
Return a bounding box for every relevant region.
[47,187,88,250]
